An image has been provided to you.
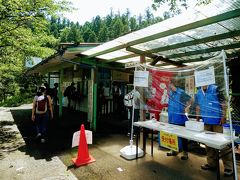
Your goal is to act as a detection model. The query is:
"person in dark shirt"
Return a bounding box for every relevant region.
[52,83,58,110]
[64,82,75,109]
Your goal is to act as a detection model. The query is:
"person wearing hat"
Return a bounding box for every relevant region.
[32,85,53,143]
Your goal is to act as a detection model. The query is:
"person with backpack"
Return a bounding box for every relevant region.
[31,85,53,143]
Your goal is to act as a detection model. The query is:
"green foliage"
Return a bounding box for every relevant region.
[92,16,102,36]
[152,0,212,15]
[98,25,109,42]
[53,8,167,43]
[0,0,175,107]
[0,94,33,107]
[129,17,138,31]
[112,18,124,37]
[0,0,71,106]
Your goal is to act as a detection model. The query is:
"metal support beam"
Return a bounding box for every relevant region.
[106,54,138,63]
[155,56,211,67]
[149,30,240,53]
[76,56,125,70]
[60,57,93,69]
[167,42,240,59]
[126,47,185,67]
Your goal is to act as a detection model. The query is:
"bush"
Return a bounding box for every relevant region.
[0,94,32,107]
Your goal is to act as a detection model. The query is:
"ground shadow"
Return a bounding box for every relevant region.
[10,108,88,161]
[97,112,129,135]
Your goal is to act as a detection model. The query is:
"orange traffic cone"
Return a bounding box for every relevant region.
[72,124,96,167]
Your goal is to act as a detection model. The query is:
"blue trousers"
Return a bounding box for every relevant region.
[35,113,49,137]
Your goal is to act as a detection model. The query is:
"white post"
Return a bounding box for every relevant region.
[130,66,136,147]
[222,50,238,179]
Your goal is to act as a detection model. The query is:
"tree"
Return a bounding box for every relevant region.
[68,25,83,43]
[129,17,138,31]
[145,8,154,25]
[112,18,124,38]
[98,25,109,42]
[62,18,67,29]
[105,13,113,27]
[88,30,97,42]
[138,13,143,26]
[82,27,97,42]
[51,23,59,38]
[0,0,71,59]
[152,0,212,15]
[60,27,70,42]
[92,15,102,36]
[0,0,71,103]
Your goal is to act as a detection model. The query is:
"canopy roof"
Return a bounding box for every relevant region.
[26,43,101,74]
[82,0,240,67]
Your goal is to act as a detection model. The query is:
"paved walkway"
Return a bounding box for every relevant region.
[0,104,77,180]
[1,104,239,180]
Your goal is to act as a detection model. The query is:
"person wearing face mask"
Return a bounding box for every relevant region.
[196,84,233,176]
[166,78,192,160]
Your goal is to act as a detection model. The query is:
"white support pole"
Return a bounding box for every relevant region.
[222,50,238,180]
[130,67,136,147]
[120,65,144,160]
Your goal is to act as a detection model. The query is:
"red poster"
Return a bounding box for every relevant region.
[147,69,173,120]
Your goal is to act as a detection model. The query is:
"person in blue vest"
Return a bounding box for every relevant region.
[196,84,233,176]
[167,78,192,160]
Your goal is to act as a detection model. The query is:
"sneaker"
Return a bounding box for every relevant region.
[166,151,178,156]
[224,169,233,176]
[201,164,216,171]
[127,132,130,137]
[181,152,188,160]
[40,138,45,143]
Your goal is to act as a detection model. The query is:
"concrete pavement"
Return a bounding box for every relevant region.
[0,105,77,180]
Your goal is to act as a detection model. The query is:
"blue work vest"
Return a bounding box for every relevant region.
[196,85,222,125]
[168,88,187,125]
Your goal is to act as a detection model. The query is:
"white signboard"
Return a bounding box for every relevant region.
[125,61,140,68]
[72,130,92,148]
[194,66,215,87]
[134,71,149,87]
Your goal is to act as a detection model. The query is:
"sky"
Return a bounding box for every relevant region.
[63,0,164,25]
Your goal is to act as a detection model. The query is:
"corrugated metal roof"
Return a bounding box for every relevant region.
[82,0,240,67]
